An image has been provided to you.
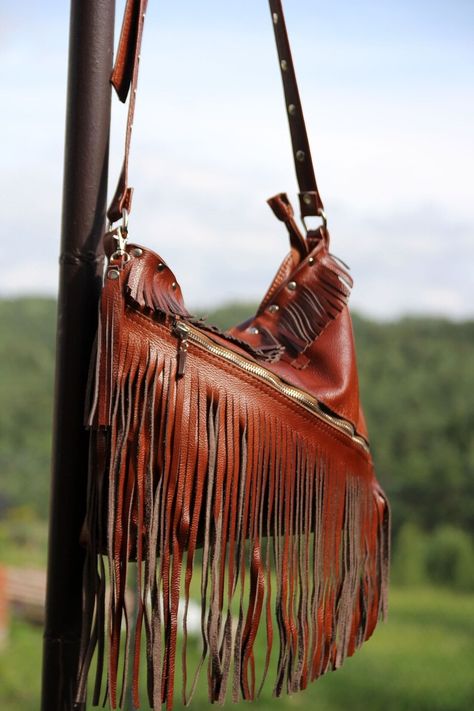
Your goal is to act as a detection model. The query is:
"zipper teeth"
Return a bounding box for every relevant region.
[177,323,370,453]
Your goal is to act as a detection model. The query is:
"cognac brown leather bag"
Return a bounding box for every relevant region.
[75,2,390,708]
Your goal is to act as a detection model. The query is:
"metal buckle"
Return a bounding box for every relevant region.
[302,208,327,234]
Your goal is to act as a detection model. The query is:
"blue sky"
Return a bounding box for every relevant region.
[1,1,473,317]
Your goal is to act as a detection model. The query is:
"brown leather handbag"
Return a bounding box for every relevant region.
[75,1,390,708]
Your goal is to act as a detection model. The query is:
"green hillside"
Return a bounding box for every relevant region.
[1,297,474,711]
[0,297,473,578]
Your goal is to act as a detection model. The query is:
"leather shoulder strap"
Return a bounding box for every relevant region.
[107,0,325,225]
[269,1,325,221]
[107,0,148,222]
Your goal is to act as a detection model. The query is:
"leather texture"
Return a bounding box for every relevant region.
[229,204,367,437]
[74,2,390,709]
[76,241,389,710]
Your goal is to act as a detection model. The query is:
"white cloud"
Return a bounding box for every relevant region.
[0,3,473,320]
[2,260,59,296]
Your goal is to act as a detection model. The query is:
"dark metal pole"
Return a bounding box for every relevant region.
[41,2,115,709]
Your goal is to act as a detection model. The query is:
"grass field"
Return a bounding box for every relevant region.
[1,586,472,711]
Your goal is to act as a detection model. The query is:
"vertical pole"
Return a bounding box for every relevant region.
[41,2,115,709]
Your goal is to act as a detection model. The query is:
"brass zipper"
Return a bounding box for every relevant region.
[173,321,370,453]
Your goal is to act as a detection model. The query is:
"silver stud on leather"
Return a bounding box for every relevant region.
[296,150,306,162]
[288,281,297,291]
[303,193,312,205]
[288,104,296,116]
[308,256,315,265]
[268,304,280,313]
[249,326,259,335]
[157,262,165,272]
[273,12,279,24]
[280,59,288,71]
[171,282,177,290]
[131,247,143,257]
[107,268,120,280]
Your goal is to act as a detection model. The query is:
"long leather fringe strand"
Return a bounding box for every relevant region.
[74,325,390,710]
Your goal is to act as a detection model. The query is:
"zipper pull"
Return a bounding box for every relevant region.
[173,321,189,377]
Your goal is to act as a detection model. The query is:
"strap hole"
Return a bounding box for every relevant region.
[296,150,306,162]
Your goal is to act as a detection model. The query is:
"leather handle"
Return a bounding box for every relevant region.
[107,0,325,224]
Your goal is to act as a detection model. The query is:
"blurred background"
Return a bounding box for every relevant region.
[0,1,473,710]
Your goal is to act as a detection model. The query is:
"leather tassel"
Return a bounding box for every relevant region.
[259,244,353,359]
[74,286,390,710]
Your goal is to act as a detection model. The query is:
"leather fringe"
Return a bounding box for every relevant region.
[122,245,284,364]
[75,309,389,710]
[261,247,353,357]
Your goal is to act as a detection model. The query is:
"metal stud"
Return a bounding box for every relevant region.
[268,304,280,314]
[287,281,297,291]
[308,256,315,266]
[273,12,279,24]
[171,282,178,290]
[108,268,120,280]
[280,59,288,71]
[296,150,306,162]
[248,326,259,335]
[156,262,165,272]
[303,193,312,205]
[131,247,143,257]
[288,104,296,116]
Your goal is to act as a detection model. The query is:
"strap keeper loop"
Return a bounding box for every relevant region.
[107,186,134,224]
[298,191,325,219]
